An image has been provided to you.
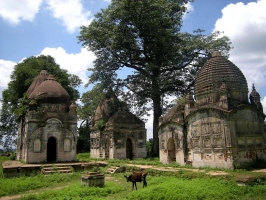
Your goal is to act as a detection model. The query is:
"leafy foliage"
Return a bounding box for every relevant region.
[78,0,232,156]
[76,123,90,153]
[0,102,17,151]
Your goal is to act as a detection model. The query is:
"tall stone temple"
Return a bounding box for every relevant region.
[158,52,266,169]
[90,90,147,159]
[16,70,77,163]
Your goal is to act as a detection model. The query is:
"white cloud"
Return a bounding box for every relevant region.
[183,2,194,19]
[214,0,266,103]
[0,0,42,24]
[40,47,95,84]
[0,60,16,99]
[146,111,153,140]
[262,97,266,114]
[45,0,93,33]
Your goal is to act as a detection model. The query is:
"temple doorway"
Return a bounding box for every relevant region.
[126,138,133,160]
[47,137,57,162]
[167,137,176,163]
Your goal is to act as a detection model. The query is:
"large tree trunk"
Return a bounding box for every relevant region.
[151,93,161,157]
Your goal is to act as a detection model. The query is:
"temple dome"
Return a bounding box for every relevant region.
[26,70,49,96]
[194,52,248,105]
[29,74,70,104]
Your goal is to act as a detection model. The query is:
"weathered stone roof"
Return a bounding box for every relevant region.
[161,104,184,124]
[26,70,49,96]
[194,52,248,98]
[106,109,144,125]
[29,74,70,104]
[69,102,77,110]
[94,89,120,122]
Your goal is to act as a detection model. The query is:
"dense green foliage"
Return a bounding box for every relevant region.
[0,55,82,150]
[78,0,232,156]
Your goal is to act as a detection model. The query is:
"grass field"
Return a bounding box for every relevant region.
[1,154,266,200]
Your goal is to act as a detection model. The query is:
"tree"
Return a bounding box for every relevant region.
[0,102,17,151]
[0,55,82,150]
[76,83,106,152]
[78,0,232,156]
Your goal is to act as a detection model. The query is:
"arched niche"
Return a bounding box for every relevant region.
[33,138,41,152]
[64,138,71,152]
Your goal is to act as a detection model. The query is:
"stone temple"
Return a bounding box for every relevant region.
[16,70,77,163]
[158,52,266,169]
[90,90,147,159]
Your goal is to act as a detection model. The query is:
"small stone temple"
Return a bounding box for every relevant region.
[90,90,147,159]
[16,70,77,163]
[158,52,266,169]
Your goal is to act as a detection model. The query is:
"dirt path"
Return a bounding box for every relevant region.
[125,164,229,176]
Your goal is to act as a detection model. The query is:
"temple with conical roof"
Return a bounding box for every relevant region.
[17,70,77,163]
[90,90,147,159]
[158,52,266,169]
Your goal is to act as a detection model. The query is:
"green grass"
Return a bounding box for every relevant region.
[2,154,266,200]
[126,176,266,200]
[17,174,266,200]
[0,155,9,178]
[0,172,82,197]
[20,181,124,200]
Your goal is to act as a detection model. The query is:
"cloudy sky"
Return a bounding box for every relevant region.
[0,0,266,139]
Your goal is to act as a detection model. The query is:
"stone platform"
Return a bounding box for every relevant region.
[81,172,105,187]
[2,160,107,178]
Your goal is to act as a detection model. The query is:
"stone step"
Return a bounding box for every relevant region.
[106,166,125,174]
[42,167,71,170]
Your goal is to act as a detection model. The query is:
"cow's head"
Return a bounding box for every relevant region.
[124,175,131,182]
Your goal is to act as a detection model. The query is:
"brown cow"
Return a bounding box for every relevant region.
[124,172,147,190]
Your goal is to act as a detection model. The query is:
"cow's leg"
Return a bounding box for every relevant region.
[143,180,147,187]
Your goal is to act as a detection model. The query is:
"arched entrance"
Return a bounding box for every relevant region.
[126,138,133,160]
[167,137,176,163]
[47,137,57,162]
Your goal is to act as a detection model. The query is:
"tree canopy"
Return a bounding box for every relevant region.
[0,55,82,150]
[78,0,232,156]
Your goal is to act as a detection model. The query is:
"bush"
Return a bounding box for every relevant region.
[9,152,16,160]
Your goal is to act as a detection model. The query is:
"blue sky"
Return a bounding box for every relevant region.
[1,0,266,139]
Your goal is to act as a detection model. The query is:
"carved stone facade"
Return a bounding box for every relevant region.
[158,52,266,169]
[17,70,77,163]
[90,90,147,159]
